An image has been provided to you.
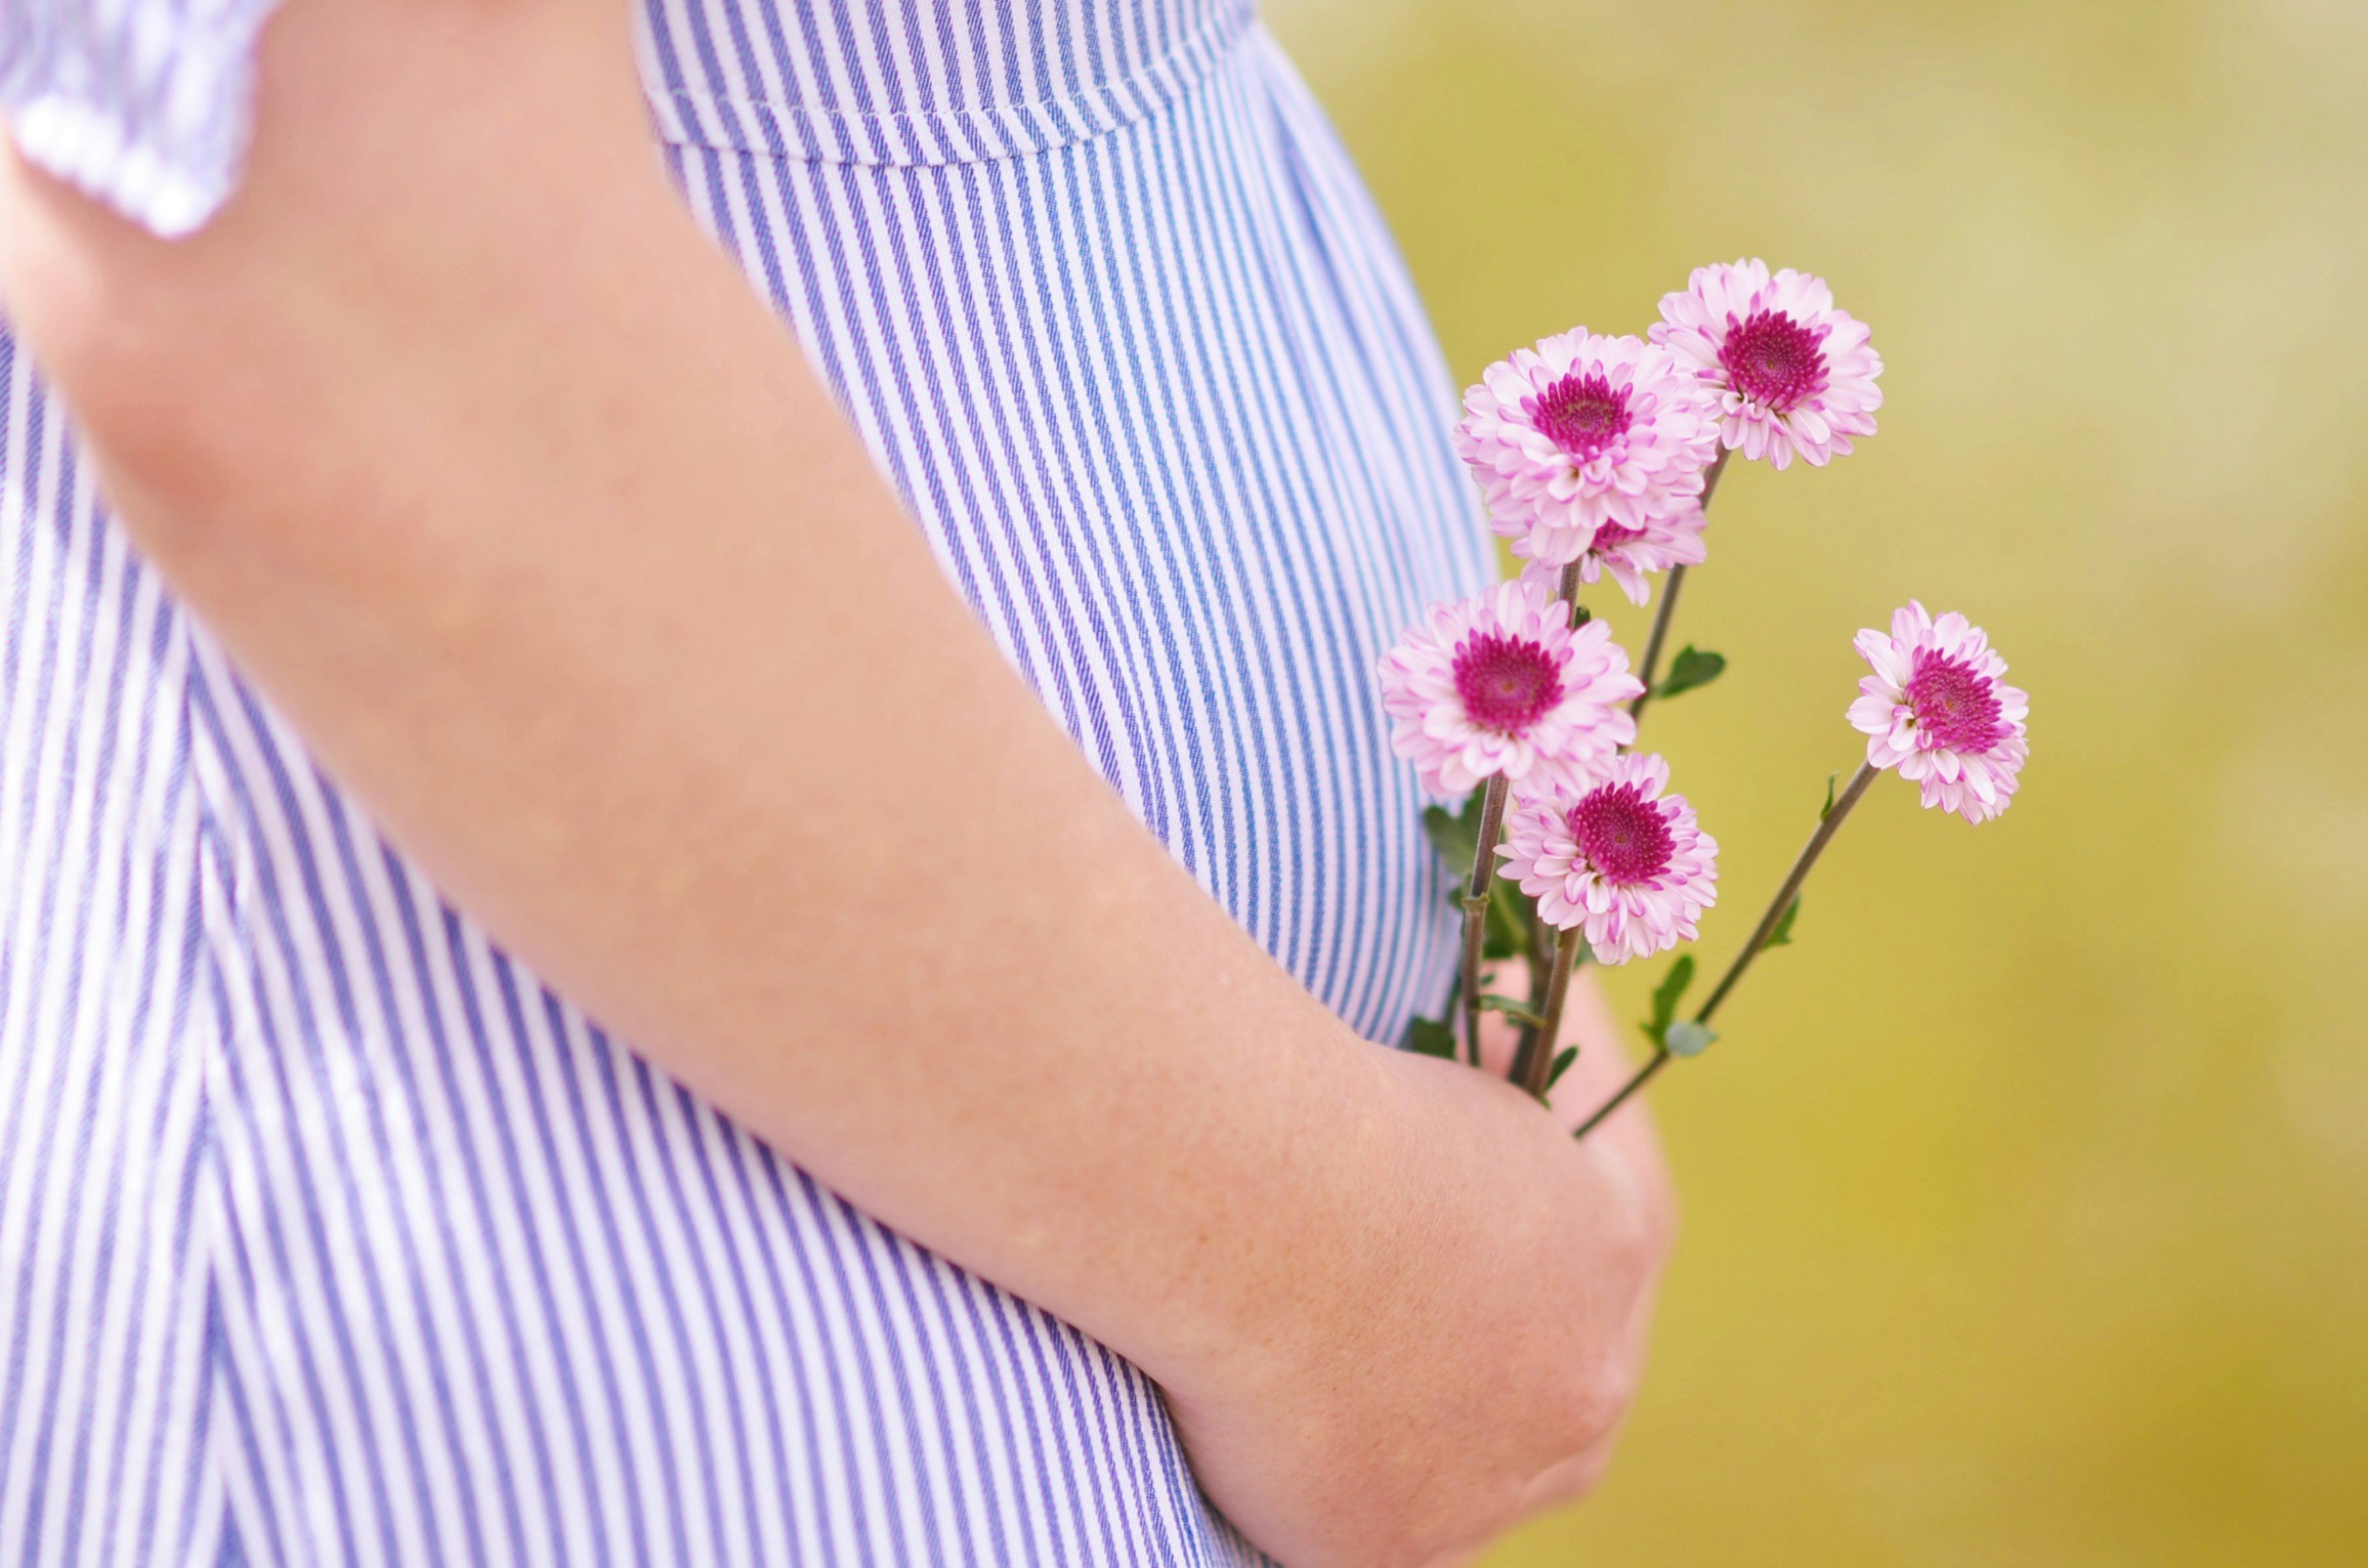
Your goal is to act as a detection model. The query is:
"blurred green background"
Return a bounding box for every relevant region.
[1262,0,2368,1562]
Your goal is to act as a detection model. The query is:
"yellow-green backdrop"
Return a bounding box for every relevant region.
[1263,0,2368,1561]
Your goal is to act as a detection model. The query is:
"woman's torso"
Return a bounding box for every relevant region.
[0,2,1488,1562]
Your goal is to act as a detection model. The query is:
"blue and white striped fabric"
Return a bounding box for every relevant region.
[0,2,1490,1563]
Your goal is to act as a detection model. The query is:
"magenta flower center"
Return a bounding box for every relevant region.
[1905,651,2006,752]
[1526,372,1633,461]
[1720,309,1828,412]
[1451,631,1565,736]
[1590,520,1647,551]
[1567,783,1676,886]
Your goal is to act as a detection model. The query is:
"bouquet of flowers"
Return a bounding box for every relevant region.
[1384,260,2030,1135]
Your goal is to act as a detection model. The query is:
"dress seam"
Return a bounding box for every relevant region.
[182,636,253,1568]
[642,0,1257,166]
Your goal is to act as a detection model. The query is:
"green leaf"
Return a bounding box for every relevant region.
[1643,953,1696,1046]
[1482,876,1534,959]
[1763,895,1803,950]
[1421,801,1480,879]
[1479,995,1546,1029]
[1819,771,1840,821]
[1655,645,1727,701]
[1664,1020,1720,1059]
[1428,793,1536,958]
[1406,1015,1458,1059]
[1546,1046,1580,1091]
[1568,603,1593,627]
[1420,787,1546,968]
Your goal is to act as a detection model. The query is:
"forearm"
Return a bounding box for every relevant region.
[0,0,1357,1380]
[0,3,1666,1560]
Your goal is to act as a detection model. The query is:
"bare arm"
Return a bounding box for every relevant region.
[0,2,1672,1562]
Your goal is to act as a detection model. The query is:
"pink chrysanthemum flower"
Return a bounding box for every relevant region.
[1378,577,1643,798]
[1517,502,1708,608]
[1452,329,1719,569]
[1849,602,2029,823]
[1495,753,1718,966]
[1651,259,1882,471]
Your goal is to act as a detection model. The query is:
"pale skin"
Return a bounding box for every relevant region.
[0,2,1675,1564]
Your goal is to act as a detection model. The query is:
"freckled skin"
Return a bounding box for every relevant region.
[0,2,1675,1560]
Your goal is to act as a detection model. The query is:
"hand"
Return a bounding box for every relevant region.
[0,7,1674,1562]
[1166,962,1677,1568]
[1471,960,1677,1525]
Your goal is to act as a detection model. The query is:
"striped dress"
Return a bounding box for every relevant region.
[0,1,1490,1563]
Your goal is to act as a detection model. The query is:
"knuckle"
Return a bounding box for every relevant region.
[1602,1185,1663,1280]
[1557,1444,1616,1506]
[1608,1153,1678,1276]
[1549,1345,1638,1452]
[1585,1350,1642,1434]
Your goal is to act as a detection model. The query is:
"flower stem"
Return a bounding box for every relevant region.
[1571,756,1880,1141]
[1628,448,1731,727]
[1694,758,1877,1025]
[1513,924,1585,1095]
[1509,560,1593,1073]
[1570,1047,1669,1141]
[1628,569,1688,724]
[1459,774,1511,1067]
[1517,891,1555,1068]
